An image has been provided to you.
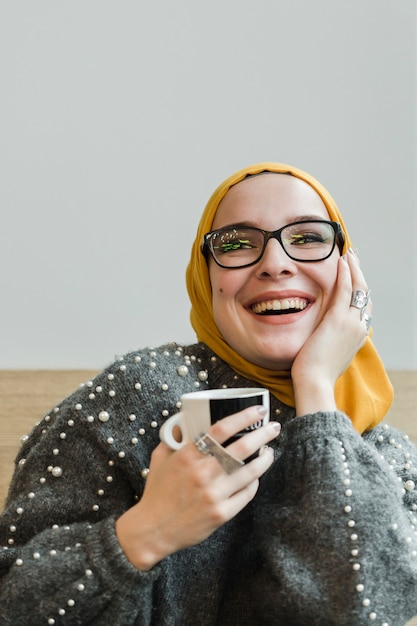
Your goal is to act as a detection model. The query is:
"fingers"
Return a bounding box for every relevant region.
[130,409,280,562]
[345,249,370,303]
[209,405,280,459]
[345,249,372,336]
[335,249,371,341]
[222,420,281,464]
[336,249,367,303]
[158,404,280,472]
[193,441,276,516]
[209,405,272,445]
[212,447,276,519]
[159,405,279,493]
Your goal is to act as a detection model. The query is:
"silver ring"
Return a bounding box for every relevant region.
[350,289,371,320]
[363,313,372,335]
[194,432,244,475]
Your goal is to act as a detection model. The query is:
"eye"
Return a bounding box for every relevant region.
[212,229,258,255]
[284,223,332,247]
[289,232,324,245]
[219,238,253,253]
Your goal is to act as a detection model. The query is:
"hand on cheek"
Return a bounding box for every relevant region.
[291,250,370,415]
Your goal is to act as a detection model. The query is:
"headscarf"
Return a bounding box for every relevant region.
[186,162,393,432]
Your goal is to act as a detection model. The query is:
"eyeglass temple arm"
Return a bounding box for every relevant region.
[336,226,345,255]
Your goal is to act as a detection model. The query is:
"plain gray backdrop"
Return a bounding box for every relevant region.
[1,1,416,369]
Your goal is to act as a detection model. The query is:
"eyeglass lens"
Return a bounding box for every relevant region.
[209,221,337,267]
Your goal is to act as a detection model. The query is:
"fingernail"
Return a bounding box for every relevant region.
[257,406,268,416]
[348,247,360,259]
[269,421,281,433]
[341,254,348,263]
[260,445,273,457]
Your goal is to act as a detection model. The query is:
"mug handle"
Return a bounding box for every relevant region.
[159,412,187,450]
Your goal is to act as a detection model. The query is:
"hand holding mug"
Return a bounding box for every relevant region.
[116,391,279,571]
[159,387,270,465]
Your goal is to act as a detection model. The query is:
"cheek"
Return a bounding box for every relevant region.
[209,269,226,320]
[209,266,233,299]
[212,282,230,313]
[315,257,339,299]
[209,269,244,328]
[210,276,225,301]
[210,269,247,304]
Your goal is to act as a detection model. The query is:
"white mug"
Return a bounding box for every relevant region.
[159,387,269,450]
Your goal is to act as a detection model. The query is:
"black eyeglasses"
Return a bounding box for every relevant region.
[202,220,345,269]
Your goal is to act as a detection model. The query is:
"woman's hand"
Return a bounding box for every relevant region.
[115,407,280,571]
[291,249,371,416]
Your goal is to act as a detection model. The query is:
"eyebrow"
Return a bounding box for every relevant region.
[216,215,329,229]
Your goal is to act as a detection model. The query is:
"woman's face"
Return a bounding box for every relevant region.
[209,173,341,370]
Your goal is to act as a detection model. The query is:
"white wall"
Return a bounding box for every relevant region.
[1,0,416,369]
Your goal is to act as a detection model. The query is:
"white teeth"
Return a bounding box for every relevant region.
[252,298,308,314]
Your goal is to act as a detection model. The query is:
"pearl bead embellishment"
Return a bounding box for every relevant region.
[2,343,416,626]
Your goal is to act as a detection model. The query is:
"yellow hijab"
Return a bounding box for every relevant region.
[186,162,393,432]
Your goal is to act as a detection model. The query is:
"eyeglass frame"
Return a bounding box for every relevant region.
[201,219,345,269]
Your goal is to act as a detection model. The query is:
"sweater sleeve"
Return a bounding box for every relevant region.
[252,412,417,626]
[0,368,162,626]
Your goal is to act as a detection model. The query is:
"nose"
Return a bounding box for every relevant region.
[255,237,298,278]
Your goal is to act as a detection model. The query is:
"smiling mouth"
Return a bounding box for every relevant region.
[251,298,309,315]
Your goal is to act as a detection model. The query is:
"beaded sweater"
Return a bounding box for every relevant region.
[0,342,416,626]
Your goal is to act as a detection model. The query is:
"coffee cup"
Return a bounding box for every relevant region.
[159,387,269,451]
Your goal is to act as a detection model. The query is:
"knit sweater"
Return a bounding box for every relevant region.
[0,342,416,626]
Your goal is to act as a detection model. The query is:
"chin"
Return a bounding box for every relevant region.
[246,351,296,371]
[244,340,301,370]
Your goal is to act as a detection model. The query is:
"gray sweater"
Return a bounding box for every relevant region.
[0,342,416,625]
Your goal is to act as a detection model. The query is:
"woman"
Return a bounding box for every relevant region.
[1,162,416,625]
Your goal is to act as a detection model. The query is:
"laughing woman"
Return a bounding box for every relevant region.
[1,163,416,626]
